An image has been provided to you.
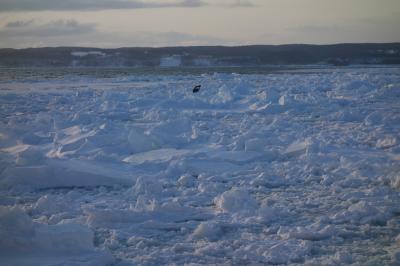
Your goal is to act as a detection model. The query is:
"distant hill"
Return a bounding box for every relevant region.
[1,43,399,67]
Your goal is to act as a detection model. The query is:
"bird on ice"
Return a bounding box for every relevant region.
[193,85,201,93]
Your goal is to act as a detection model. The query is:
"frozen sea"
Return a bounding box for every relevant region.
[0,66,400,265]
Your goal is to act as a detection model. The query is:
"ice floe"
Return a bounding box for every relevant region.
[0,67,399,264]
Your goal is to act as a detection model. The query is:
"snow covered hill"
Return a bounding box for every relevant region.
[1,43,400,67]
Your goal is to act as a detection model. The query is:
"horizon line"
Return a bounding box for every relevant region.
[2,42,400,50]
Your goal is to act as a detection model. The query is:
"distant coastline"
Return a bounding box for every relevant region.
[1,43,399,68]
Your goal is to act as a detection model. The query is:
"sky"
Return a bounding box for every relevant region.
[0,0,399,48]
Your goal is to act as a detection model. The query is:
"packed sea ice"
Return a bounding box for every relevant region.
[0,67,400,265]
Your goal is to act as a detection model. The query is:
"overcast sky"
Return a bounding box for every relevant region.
[0,0,399,48]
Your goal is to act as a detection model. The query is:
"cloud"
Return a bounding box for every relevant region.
[357,12,400,27]
[286,25,342,34]
[0,24,231,48]
[5,19,34,27]
[221,0,255,7]
[0,0,206,12]
[0,0,254,12]
[62,31,229,47]
[122,31,228,46]
[0,19,96,37]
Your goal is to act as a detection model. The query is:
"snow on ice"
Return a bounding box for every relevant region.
[0,67,400,265]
